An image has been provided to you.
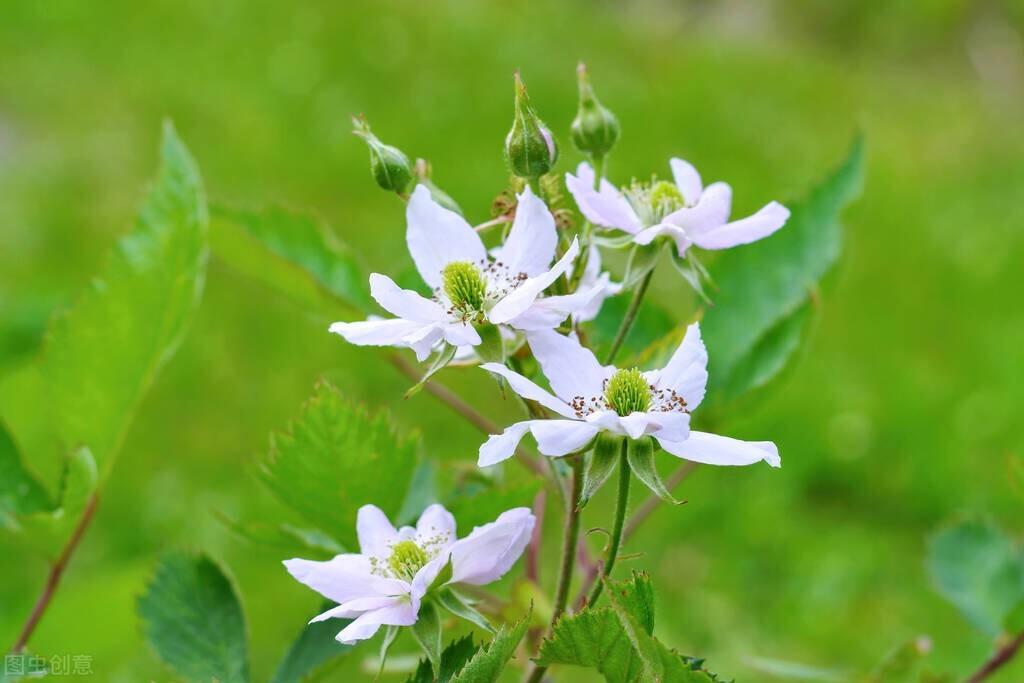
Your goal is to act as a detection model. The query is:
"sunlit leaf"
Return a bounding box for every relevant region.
[449,610,530,683]
[138,551,249,683]
[259,381,419,553]
[1,123,209,490]
[701,135,865,406]
[927,517,1024,636]
[406,636,478,683]
[270,602,351,683]
[0,421,51,520]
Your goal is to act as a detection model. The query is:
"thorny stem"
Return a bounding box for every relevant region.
[586,441,630,607]
[575,461,698,609]
[386,353,546,477]
[525,456,583,683]
[966,630,1024,683]
[604,268,654,365]
[11,493,100,653]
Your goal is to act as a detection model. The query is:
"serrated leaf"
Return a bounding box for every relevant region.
[449,609,530,683]
[216,512,344,558]
[701,135,864,406]
[580,434,623,510]
[537,573,655,683]
[138,551,249,683]
[259,381,419,549]
[270,602,351,683]
[1,122,209,490]
[406,636,478,683]
[927,517,1024,636]
[0,421,52,519]
[628,438,682,505]
[210,204,371,314]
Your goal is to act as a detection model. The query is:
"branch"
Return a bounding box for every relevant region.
[966,631,1024,683]
[11,493,100,653]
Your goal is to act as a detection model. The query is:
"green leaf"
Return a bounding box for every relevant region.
[0,420,52,519]
[1,122,209,490]
[437,588,495,633]
[537,573,655,683]
[862,637,933,683]
[210,203,371,314]
[0,652,48,682]
[449,610,531,683]
[411,601,444,679]
[701,135,865,405]
[627,438,683,505]
[259,381,419,549]
[138,551,249,683]
[579,433,623,509]
[927,517,1024,636]
[270,602,351,683]
[406,636,478,683]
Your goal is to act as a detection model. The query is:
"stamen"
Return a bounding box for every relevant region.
[387,540,429,581]
[625,178,686,227]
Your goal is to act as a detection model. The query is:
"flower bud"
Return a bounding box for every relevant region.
[571,63,620,160]
[504,72,558,179]
[352,115,414,193]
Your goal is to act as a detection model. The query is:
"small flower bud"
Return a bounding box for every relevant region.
[352,115,414,193]
[571,63,620,159]
[505,72,558,179]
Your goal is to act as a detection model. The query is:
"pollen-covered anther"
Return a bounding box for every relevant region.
[442,261,488,320]
[387,540,429,581]
[604,368,653,416]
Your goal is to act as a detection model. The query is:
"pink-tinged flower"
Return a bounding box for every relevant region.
[565,159,790,257]
[284,504,534,644]
[330,185,603,361]
[573,245,622,323]
[478,324,780,469]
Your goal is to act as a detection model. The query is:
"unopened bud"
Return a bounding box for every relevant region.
[352,115,414,193]
[505,72,558,179]
[571,63,619,160]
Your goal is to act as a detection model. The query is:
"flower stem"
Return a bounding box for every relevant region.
[967,630,1024,683]
[604,268,654,365]
[524,456,583,683]
[586,442,630,607]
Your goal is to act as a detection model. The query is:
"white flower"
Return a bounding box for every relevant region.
[329,185,603,361]
[565,159,790,257]
[284,503,534,644]
[573,244,622,323]
[478,323,780,469]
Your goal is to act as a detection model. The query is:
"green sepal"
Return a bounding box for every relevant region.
[378,624,400,679]
[579,433,623,510]
[670,250,712,304]
[410,601,443,679]
[427,555,455,595]
[405,344,458,398]
[437,588,495,633]
[592,232,636,250]
[474,323,504,365]
[623,242,663,288]
[626,438,683,505]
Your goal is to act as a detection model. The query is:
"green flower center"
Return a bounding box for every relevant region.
[605,368,652,416]
[442,261,488,319]
[625,179,686,227]
[388,540,429,581]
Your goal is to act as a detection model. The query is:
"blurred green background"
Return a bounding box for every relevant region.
[2,0,1023,680]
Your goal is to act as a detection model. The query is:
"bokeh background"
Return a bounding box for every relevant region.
[2,0,1023,680]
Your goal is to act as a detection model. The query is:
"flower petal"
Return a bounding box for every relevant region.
[442,322,481,348]
[406,325,446,362]
[670,158,703,205]
[648,323,708,410]
[530,419,600,456]
[310,596,398,622]
[479,363,576,418]
[691,201,790,250]
[411,552,453,599]
[506,282,606,331]
[406,184,487,289]
[283,555,405,605]
[647,411,691,442]
[633,224,692,257]
[657,430,780,467]
[449,507,535,585]
[357,504,398,557]
[329,319,427,348]
[489,239,581,324]
[617,413,656,440]
[416,504,457,546]
[526,329,611,401]
[565,163,642,233]
[336,599,420,644]
[370,273,446,322]
[492,185,558,277]
[670,181,732,237]
[478,420,534,467]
